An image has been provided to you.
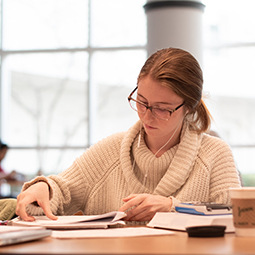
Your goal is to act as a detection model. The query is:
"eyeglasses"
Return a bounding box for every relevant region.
[128,86,184,121]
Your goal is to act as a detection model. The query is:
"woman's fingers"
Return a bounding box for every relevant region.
[16,182,57,221]
[119,194,172,222]
[38,200,58,220]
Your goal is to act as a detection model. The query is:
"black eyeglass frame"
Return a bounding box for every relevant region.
[128,86,185,121]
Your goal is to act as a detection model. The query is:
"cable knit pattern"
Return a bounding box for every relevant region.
[23,120,241,217]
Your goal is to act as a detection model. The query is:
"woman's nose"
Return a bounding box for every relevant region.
[142,107,155,120]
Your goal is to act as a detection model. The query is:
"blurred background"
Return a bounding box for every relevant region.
[0,0,254,197]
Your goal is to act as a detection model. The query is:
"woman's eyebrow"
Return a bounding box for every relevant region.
[137,92,175,106]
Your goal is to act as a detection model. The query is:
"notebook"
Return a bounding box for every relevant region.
[147,212,235,233]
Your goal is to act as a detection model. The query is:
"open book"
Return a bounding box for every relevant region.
[11,211,126,229]
[147,212,235,233]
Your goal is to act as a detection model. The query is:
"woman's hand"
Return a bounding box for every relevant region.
[119,193,172,222]
[16,182,58,221]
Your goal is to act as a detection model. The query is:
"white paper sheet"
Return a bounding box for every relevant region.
[51,227,174,239]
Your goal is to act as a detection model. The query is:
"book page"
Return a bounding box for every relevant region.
[11,211,126,229]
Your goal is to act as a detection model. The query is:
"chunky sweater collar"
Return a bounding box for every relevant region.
[120,120,202,196]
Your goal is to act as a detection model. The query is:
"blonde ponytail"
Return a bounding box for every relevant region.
[189,99,212,133]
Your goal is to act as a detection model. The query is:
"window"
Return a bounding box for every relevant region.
[203,0,255,185]
[0,0,147,177]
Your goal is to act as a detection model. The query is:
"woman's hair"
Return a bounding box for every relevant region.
[137,47,211,133]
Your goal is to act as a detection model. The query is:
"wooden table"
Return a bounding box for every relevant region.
[0,230,255,255]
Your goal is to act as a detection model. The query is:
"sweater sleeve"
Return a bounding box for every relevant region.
[23,132,124,216]
[23,160,92,216]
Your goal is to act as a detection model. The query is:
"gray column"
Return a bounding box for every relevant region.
[144,0,205,64]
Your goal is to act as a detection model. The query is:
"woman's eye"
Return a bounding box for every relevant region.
[155,108,167,113]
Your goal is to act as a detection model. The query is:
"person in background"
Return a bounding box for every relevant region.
[0,141,18,182]
[0,141,26,199]
[15,47,241,222]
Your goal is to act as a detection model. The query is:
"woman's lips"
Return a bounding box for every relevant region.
[144,123,157,130]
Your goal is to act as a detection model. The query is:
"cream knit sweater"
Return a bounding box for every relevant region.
[23,120,241,216]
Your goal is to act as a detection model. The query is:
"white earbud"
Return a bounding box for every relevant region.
[137,124,142,148]
[137,132,141,148]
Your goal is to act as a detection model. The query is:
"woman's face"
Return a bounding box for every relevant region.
[137,76,186,141]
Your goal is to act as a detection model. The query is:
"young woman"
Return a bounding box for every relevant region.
[16,48,241,222]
